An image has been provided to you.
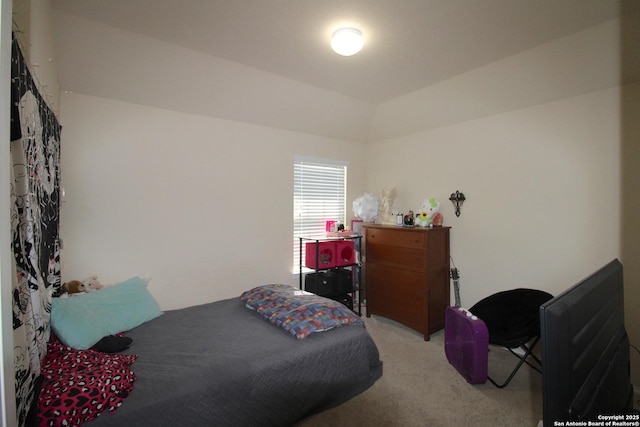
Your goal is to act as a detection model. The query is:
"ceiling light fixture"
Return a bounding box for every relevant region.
[331,28,363,56]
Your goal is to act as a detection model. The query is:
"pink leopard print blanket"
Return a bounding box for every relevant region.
[37,335,137,427]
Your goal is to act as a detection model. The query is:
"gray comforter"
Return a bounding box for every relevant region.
[87,297,382,426]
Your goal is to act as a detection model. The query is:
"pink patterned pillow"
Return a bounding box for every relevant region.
[241,284,364,339]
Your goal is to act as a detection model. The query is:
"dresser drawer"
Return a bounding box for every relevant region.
[366,244,425,270]
[366,264,426,329]
[366,227,425,250]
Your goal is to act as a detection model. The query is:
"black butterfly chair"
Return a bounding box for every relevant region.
[469,288,553,388]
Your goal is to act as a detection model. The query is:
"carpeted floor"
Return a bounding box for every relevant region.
[297,313,544,427]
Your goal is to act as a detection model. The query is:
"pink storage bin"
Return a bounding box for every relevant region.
[305,241,336,269]
[335,240,355,266]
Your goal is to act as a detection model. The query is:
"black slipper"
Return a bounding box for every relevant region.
[92,335,133,353]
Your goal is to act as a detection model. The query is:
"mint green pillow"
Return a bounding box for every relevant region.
[51,277,163,349]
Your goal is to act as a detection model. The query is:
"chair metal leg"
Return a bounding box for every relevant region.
[507,345,542,373]
[487,336,542,388]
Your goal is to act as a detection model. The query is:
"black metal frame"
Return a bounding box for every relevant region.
[299,235,363,316]
[487,336,542,388]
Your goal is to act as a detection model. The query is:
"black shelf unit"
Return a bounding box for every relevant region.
[299,235,363,316]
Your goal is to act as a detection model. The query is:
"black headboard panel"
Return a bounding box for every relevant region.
[540,259,633,424]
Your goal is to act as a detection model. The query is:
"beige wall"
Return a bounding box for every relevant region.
[622,82,640,389]
[58,93,367,309]
[366,86,622,305]
[12,0,59,114]
[621,0,640,393]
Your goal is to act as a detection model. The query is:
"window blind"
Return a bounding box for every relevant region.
[293,156,347,272]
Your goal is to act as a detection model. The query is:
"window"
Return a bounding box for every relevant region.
[293,156,347,272]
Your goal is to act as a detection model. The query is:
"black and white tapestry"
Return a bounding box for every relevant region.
[10,33,62,426]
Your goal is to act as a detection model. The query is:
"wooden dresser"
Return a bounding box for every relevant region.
[364,224,450,341]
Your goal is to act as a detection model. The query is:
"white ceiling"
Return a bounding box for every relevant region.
[51,0,621,105]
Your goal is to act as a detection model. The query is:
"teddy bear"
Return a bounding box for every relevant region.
[59,275,104,297]
[81,275,104,292]
[60,280,86,295]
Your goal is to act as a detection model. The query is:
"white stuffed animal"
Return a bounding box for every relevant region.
[82,275,104,292]
[58,275,103,299]
[416,198,443,227]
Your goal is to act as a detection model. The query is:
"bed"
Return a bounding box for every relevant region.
[41,282,383,426]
